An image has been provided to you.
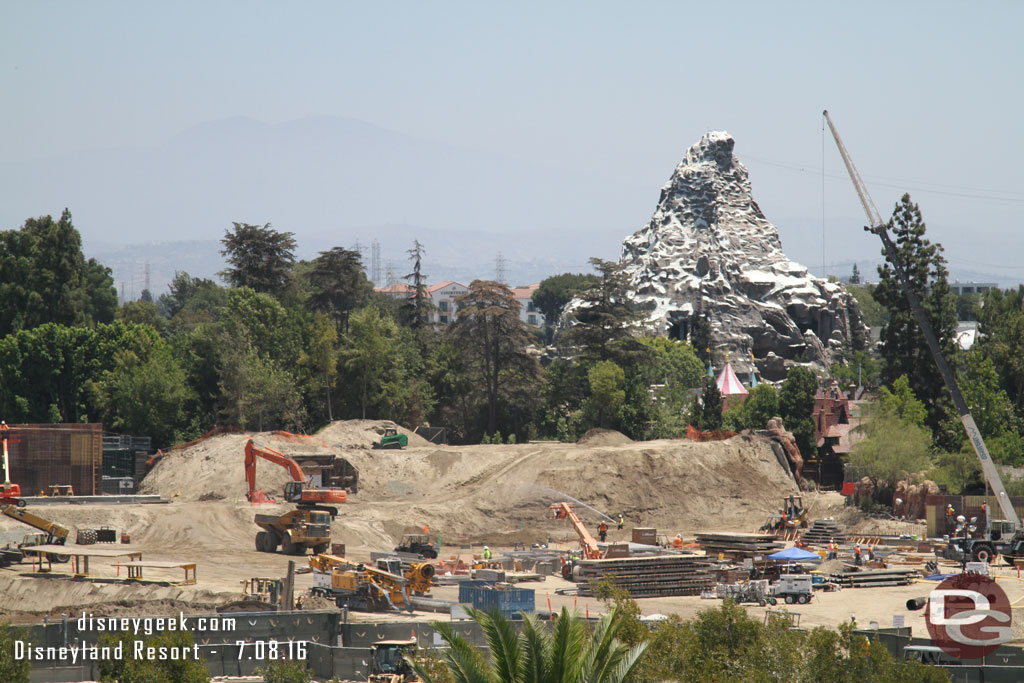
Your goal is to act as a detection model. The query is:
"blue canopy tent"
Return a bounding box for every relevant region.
[767,547,822,563]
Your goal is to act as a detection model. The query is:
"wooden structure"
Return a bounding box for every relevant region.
[22,544,141,576]
[113,560,197,585]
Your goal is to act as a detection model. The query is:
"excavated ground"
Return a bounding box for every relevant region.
[0,420,946,637]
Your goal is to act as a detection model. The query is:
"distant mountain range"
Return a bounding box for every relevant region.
[2,114,1014,299]
[1,115,652,297]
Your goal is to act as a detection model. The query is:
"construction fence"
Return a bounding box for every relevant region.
[5,424,103,496]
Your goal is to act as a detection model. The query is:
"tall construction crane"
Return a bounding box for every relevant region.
[823,110,1022,546]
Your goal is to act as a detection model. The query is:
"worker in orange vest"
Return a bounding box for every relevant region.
[0,421,8,441]
[598,521,608,542]
[672,534,683,549]
[854,544,863,566]
[868,545,875,562]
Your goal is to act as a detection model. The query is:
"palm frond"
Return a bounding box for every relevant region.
[470,608,522,683]
[519,613,552,683]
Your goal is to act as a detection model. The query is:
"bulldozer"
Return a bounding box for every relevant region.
[367,639,421,682]
[373,428,408,450]
[254,508,332,555]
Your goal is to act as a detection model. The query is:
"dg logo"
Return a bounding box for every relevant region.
[925,573,1012,660]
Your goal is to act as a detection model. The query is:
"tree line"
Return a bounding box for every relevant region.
[3,213,797,448]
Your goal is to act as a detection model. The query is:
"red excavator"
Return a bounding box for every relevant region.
[244,439,347,514]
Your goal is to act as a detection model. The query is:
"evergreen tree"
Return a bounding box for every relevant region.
[401,240,433,330]
[779,366,818,458]
[219,222,297,297]
[872,194,958,441]
[561,258,646,362]
[850,263,861,284]
[305,247,372,332]
[698,381,723,431]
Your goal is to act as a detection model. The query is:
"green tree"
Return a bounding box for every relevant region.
[846,284,887,329]
[97,630,209,683]
[850,263,861,284]
[878,375,927,427]
[219,346,306,431]
[848,403,932,490]
[561,258,646,362]
[0,210,117,336]
[872,194,958,440]
[219,222,297,297]
[256,660,314,683]
[974,286,1024,414]
[586,360,626,428]
[698,381,723,431]
[304,247,372,332]
[532,272,600,331]
[945,352,1023,464]
[401,239,433,331]
[90,325,194,446]
[411,606,646,683]
[0,623,30,683]
[723,383,779,431]
[118,299,168,336]
[341,306,401,420]
[158,271,225,323]
[451,280,541,437]
[779,366,818,458]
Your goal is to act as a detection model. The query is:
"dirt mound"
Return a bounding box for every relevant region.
[139,420,429,502]
[316,419,431,448]
[577,428,633,446]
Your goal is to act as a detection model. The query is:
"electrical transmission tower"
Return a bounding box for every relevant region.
[370,240,382,285]
[495,252,507,284]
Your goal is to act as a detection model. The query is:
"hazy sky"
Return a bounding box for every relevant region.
[3,2,1023,282]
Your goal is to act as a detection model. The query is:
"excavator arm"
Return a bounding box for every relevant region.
[549,502,602,559]
[2,505,70,544]
[245,439,305,502]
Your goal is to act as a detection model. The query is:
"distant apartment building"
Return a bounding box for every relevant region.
[374,281,545,326]
[949,281,996,296]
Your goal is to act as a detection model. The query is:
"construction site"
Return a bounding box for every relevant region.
[1,416,1023,682]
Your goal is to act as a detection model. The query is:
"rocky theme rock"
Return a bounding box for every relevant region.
[620,131,865,381]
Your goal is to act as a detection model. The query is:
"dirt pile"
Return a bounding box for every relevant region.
[577,428,633,446]
[140,422,799,546]
[140,420,424,502]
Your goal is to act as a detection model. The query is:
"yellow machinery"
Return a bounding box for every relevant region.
[368,639,421,683]
[308,554,434,612]
[1,505,71,562]
[254,508,332,555]
[758,496,807,540]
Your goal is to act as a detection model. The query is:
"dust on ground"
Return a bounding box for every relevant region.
[3,419,943,639]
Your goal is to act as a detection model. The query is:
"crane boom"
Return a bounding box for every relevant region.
[549,502,602,559]
[823,110,1020,528]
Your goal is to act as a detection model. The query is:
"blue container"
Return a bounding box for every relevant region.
[458,583,535,617]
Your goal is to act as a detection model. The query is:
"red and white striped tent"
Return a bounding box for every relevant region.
[716,361,748,397]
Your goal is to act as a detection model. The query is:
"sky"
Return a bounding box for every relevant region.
[3,1,1024,287]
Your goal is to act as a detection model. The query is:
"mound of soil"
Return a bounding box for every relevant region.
[577,428,634,446]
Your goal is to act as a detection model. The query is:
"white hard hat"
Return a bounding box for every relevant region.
[484,546,489,549]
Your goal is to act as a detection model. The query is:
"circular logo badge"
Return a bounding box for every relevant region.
[925,572,1012,660]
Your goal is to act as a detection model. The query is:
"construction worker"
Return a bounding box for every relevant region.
[0,421,8,441]
[946,503,956,533]
[617,514,624,531]
[673,534,683,549]
[854,543,863,566]
[827,540,836,560]
[598,521,608,542]
[482,546,492,560]
[868,545,875,562]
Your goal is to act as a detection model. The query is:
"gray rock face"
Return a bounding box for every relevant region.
[621,131,863,381]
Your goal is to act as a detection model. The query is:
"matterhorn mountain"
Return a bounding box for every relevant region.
[621,131,864,381]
